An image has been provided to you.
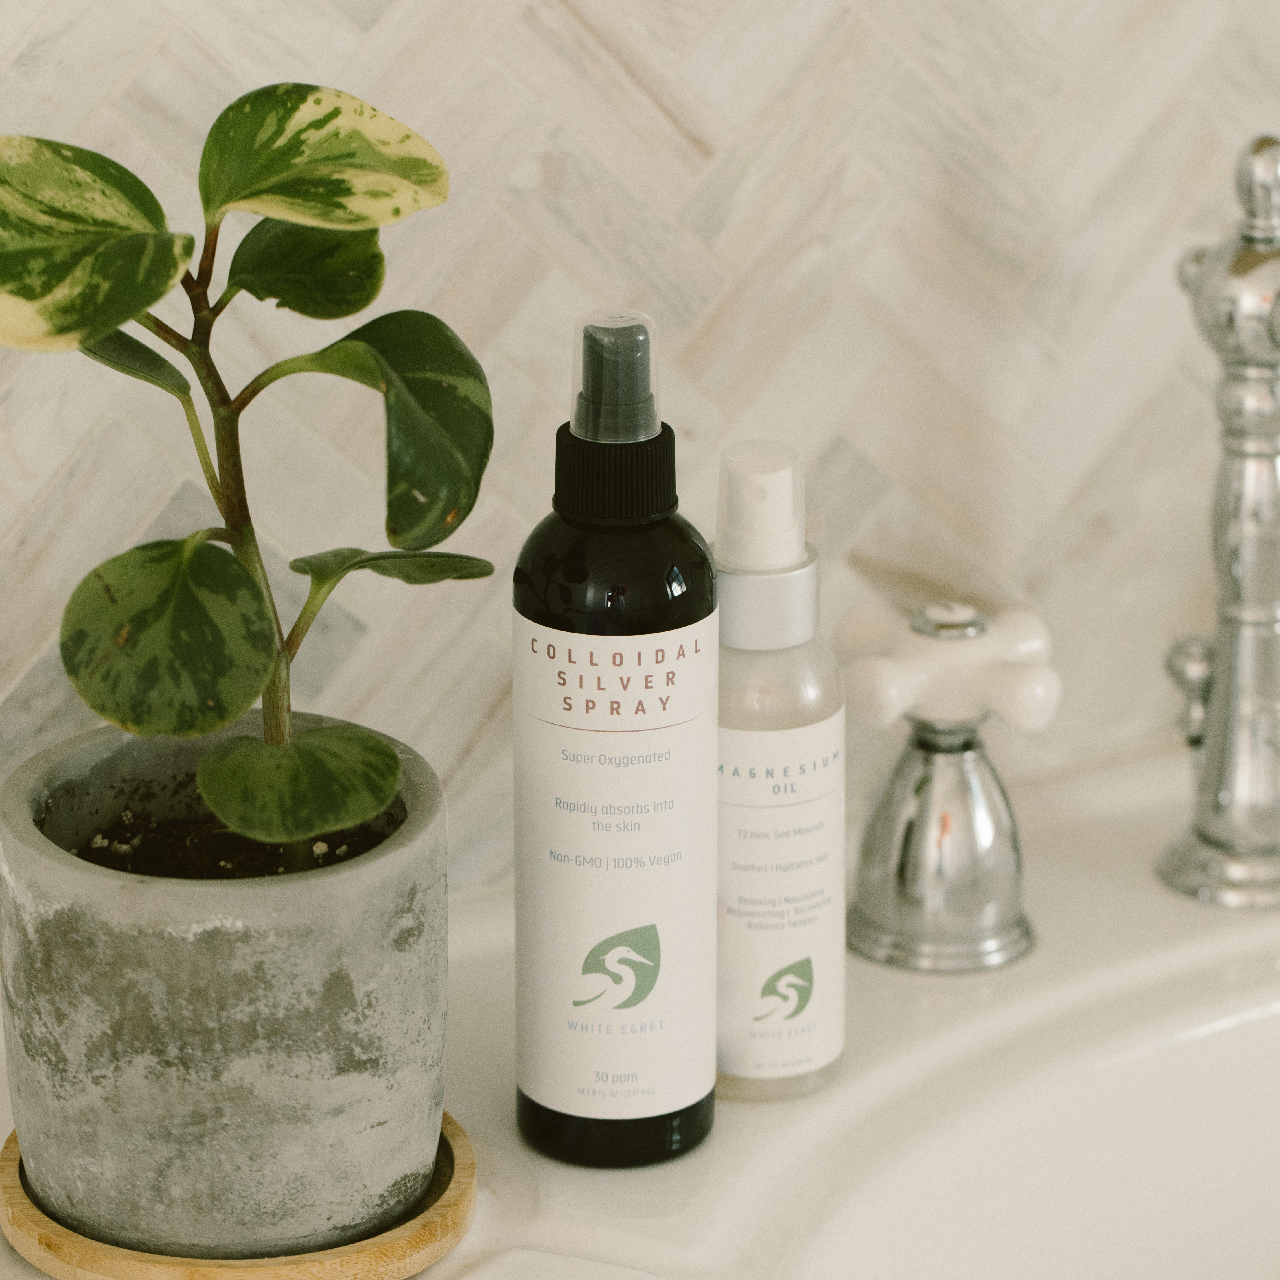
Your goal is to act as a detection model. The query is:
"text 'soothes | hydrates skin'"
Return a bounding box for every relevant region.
[513,611,719,1120]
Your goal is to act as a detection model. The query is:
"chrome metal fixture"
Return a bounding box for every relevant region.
[1161,136,1280,907]
[842,603,1061,972]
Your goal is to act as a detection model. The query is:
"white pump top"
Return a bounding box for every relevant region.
[715,440,819,650]
[716,440,806,571]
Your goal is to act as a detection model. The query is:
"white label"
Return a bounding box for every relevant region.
[718,710,846,1078]
[513,610,719,1119]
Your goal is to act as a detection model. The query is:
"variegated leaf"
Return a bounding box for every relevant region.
[0,137,193,351]
[290,546,494,588]
[60,536,276,737]
[268,311,493,550]
[285,546,493,657]
[0,136,192,350]
[199,84,448,229]
[228,218,384,319]
[196,724,401,842]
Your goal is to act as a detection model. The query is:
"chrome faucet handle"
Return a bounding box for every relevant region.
[844,602,1060,972]
[1165,636,1214,749]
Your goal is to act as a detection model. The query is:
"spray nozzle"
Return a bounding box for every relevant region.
[716,440,807,573]
[571,310,659,443]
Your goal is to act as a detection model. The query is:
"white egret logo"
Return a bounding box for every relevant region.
[754,957,813,1021]
[572,925,661,1010]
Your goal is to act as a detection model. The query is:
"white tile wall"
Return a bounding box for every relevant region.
[0,0,1251,890]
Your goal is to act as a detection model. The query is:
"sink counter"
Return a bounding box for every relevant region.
[2,748,1278,1279]
[435,748,1280,1279]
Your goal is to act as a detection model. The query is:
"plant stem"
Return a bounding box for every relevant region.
[261,654,293,743]
[232,353,321,415]
[195,222,220,293]
[284,578,334,661]
[166,224,294,747]
[137,311,192,356]
[210,406,293,746]
[209,285,239,322]
[179,394,225,519]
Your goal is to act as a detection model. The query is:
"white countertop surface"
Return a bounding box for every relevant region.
[4,748,1279,1278]
[430,749,1280,1279]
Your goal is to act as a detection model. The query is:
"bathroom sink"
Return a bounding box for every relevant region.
[1,749,1277,1277]
[433,750,1280,1279]
[799,937,1280,1279]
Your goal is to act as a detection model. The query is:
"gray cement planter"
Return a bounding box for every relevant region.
[0,711,447,1259]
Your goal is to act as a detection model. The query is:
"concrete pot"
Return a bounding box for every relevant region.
[0,711,447,1259]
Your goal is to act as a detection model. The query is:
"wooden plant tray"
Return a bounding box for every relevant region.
[0,1111,475,1280]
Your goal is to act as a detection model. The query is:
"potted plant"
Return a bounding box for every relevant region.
[0,83,493,1259]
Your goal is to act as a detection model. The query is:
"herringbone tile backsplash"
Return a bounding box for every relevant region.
[0,0,1264,889]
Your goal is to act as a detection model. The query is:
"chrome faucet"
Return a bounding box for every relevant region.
[1161,136,1280,908]
[840,603,1061,972]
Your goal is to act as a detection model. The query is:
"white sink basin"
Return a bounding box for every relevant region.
[433,752,1280,1280]
[1,750,1277,1278]
[802,946,1280,1279]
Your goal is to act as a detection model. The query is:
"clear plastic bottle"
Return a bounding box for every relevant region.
[715,441,846,1102]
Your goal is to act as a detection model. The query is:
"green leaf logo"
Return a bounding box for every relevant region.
[754,957,813,1021]
[572,925,660,1010]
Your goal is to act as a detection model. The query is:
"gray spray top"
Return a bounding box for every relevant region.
[570,309,660,443]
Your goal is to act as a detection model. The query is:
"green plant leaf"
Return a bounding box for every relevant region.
[290,546,494,588]
[285,547,492,659]
[228,219,385,319]
[199,84,448,228]
[277,311,492,550]
[353,312,493,549]
[60,535,276,736]
[0,136,193,351]
[80,329,190,396]
[196,723,401,841]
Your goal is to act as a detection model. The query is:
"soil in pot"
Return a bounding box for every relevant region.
[36,771,408,880]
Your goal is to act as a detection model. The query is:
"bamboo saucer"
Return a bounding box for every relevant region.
[0,1111,475,1280]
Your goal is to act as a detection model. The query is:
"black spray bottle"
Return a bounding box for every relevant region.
[512,311,717,1167]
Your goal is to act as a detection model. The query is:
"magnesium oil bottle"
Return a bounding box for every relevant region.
[512,311,717,1167]
[715,440,846,1101]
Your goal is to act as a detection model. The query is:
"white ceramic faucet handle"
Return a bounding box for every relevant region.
[842,602,1061,730]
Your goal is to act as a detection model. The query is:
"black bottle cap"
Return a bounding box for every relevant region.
[553,422,677,524]
[555,310,675,523]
